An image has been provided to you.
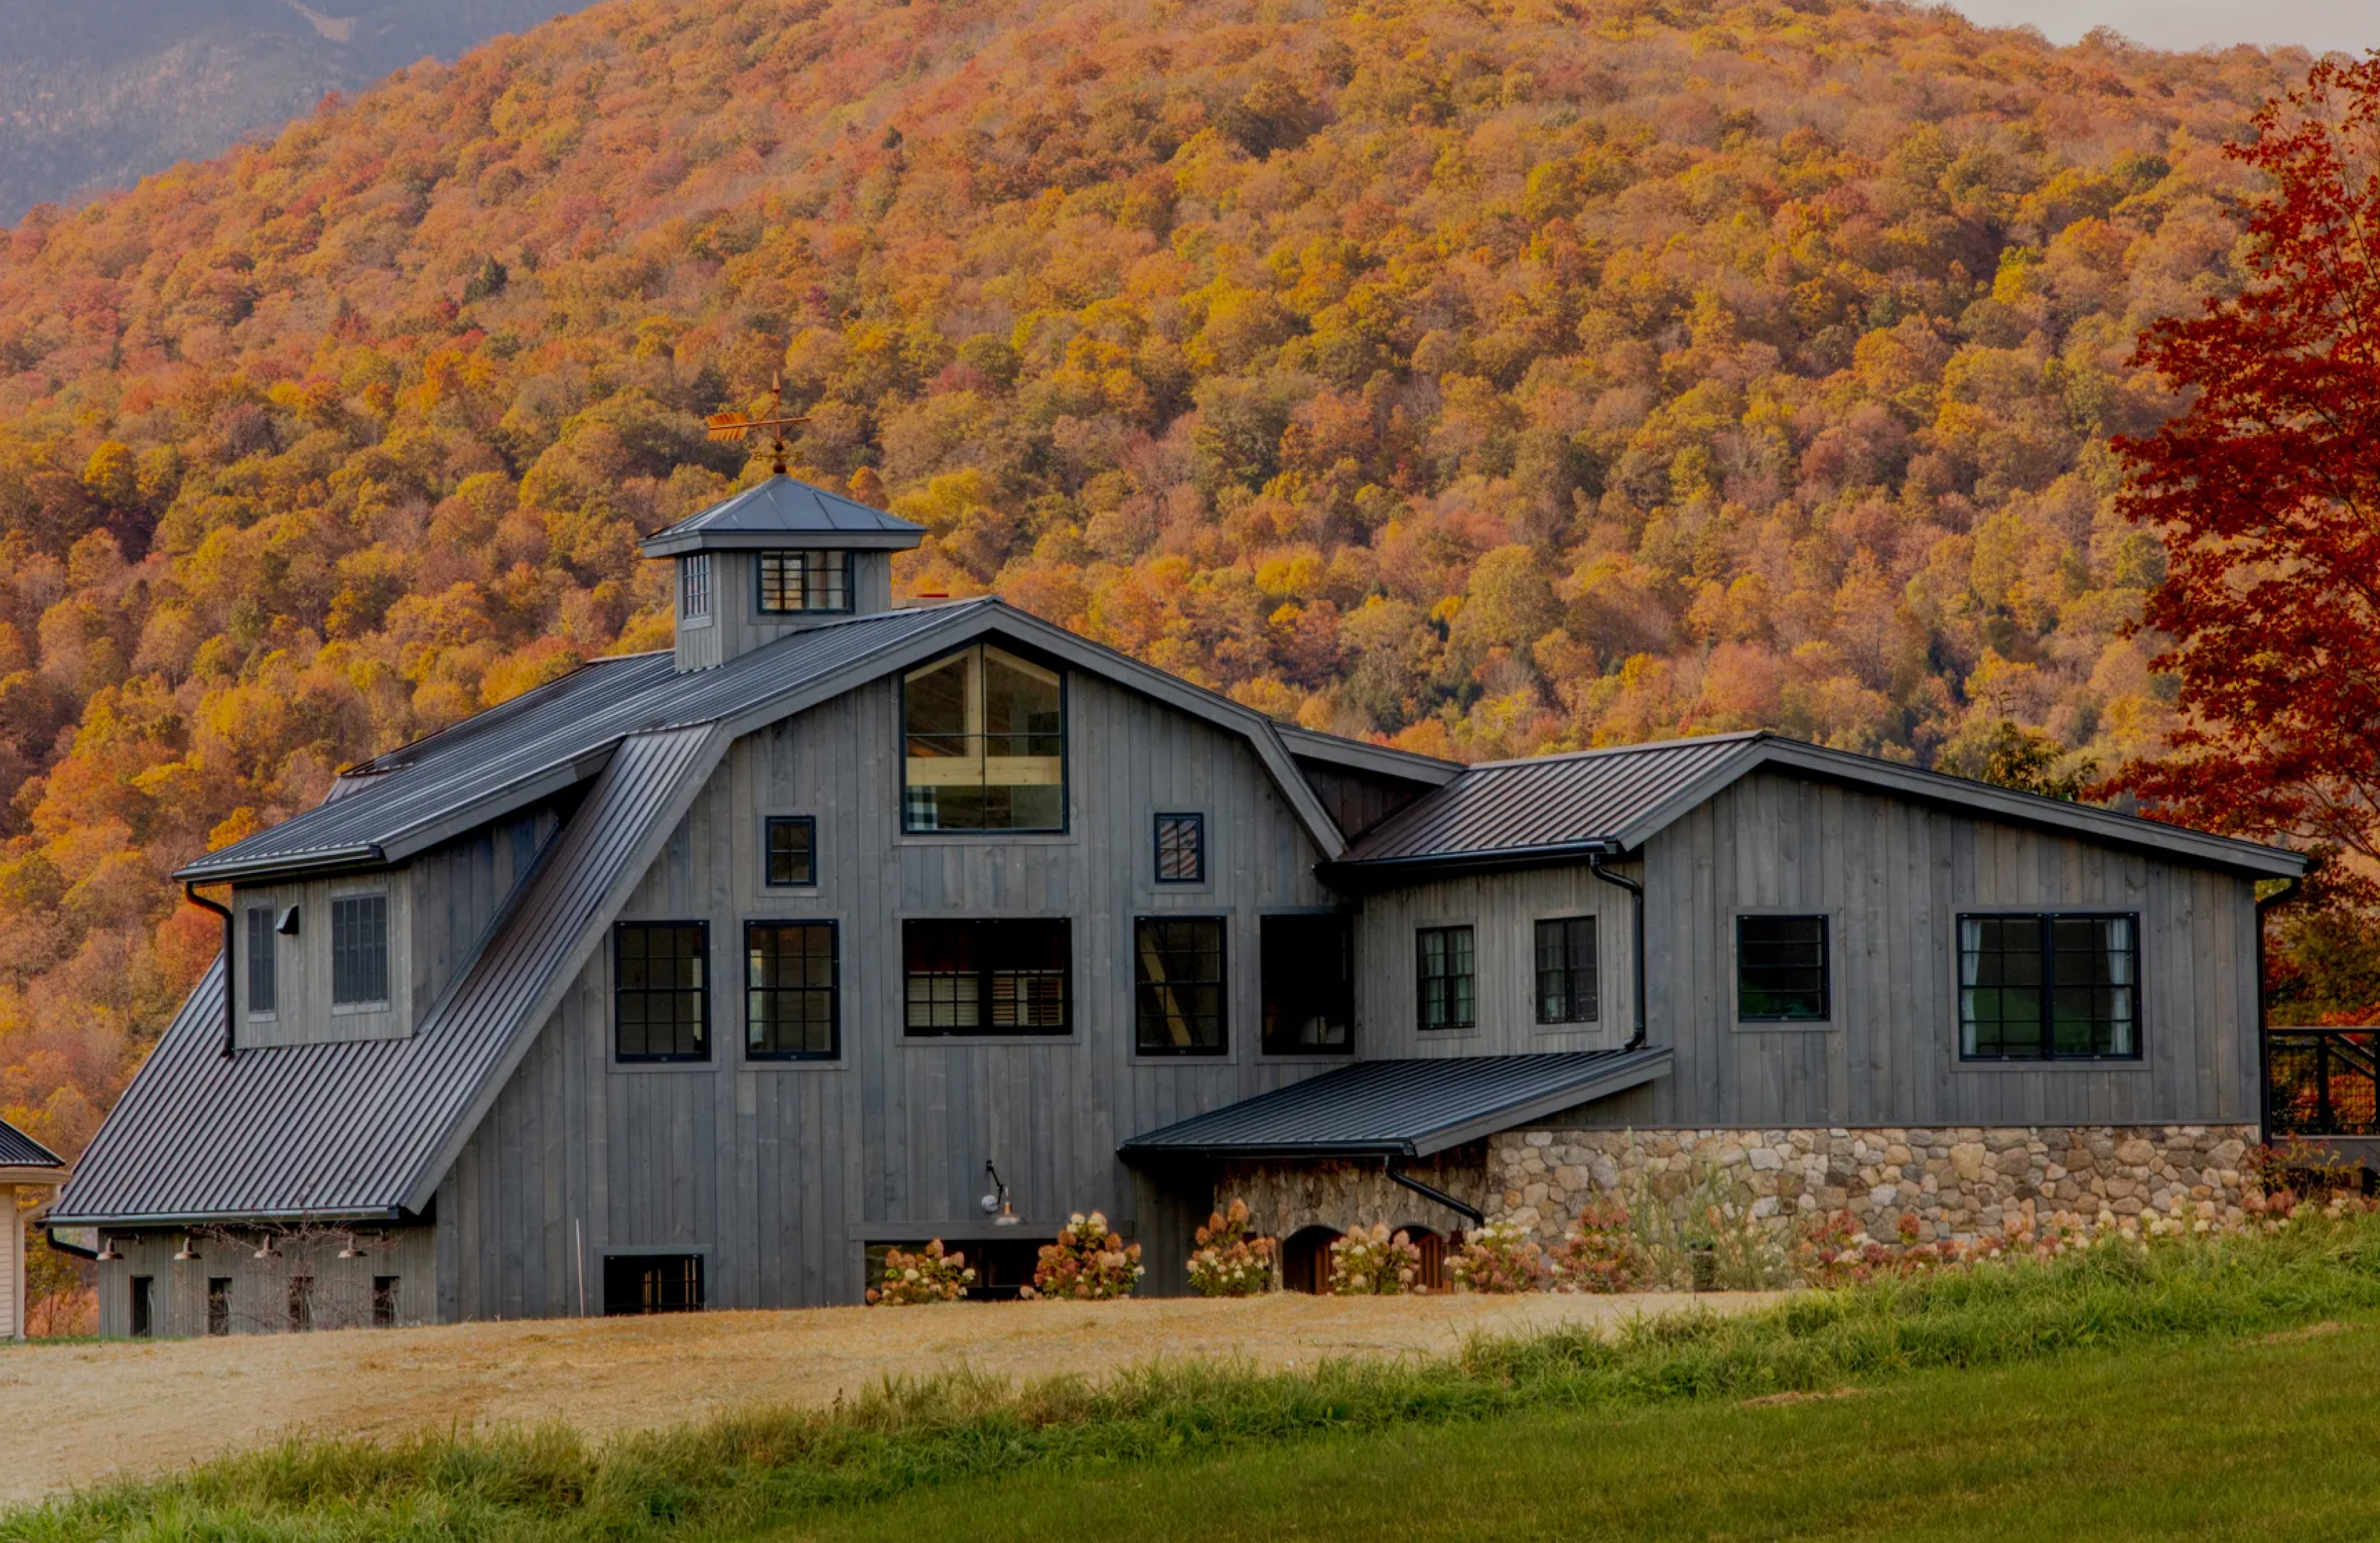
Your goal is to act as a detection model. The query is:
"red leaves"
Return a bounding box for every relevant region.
[2110,58,2380,860]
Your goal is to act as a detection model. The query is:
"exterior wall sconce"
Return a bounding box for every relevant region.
[980,1160,1020,1226]
[172,1234,201,1261]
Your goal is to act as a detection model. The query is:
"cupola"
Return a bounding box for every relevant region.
[641,475,925,672]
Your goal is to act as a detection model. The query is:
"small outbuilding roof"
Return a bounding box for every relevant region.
[638,474,925,555]
[1118,1048,1672,1161]
[0,1117,63,1170]
[1328,732,2306,881]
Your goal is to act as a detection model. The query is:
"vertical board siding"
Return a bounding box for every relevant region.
[438,670,1337,1314]
[96,1228,439,1338]
[1578,769,2262,1130]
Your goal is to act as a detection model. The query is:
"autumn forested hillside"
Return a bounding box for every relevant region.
[0,0,2315,1152]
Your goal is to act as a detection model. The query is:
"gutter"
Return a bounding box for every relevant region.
[44,1205,408,1230]
[1385,1159,1484,1225]
[1587,847,1648,1051]
[2255,874,2304,1145]
[183,882,236,1059]
[1319,839,1631,890]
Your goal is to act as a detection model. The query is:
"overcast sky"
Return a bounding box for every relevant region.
[1945,0,2374,54]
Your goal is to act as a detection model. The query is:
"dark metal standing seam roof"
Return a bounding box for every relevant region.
[50,726,718,1226]
[1118,1049,1673,1161]
[1337,734,1760,864]
[0,1117,63,1168]
[638,475,926,552]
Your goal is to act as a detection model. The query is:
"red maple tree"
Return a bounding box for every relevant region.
[2111,57,2380,895]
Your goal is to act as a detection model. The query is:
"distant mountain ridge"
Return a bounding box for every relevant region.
[0,0,599,222]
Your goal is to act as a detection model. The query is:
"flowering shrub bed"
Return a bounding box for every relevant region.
[1549,1199,1646,1294]
[1033,1212,1144,1300]
[866,1240,974,1305]
[1187,1200,1276,1297]
[1451,1222,1545,1294]
[1327,1223,1423,1294]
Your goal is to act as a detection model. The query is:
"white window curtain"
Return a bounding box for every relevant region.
[1958,915,1983,1057]
[2103,915,2136,1056]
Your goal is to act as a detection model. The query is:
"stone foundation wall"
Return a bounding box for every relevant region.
[1218,1150,1488,1241]
[1488,1126,2260,1241]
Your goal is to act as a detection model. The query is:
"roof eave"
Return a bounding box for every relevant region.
[44,1204,406,1228]
[1405,1047,1672,1156]
[640,529,923,557]
[1319,838,1628,890]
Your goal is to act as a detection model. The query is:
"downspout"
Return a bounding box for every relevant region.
[1385,1158,1483,1226]
[1587,848,1647,1051]
[185,882,235,1060]
[2255,874,2303,1147]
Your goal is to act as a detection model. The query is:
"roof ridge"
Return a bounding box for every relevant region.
[1462,729,1768,773]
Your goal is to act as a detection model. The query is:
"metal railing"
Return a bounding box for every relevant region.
[2266,1028,2380,1137]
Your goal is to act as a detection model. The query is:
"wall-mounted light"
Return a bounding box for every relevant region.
[171,1234,201,1262]
[981,1160,1020,1226]
[275,905,301,936]
[94,1236,120,1263]
[253,1237,279,1261]
[337,1234,368,1259]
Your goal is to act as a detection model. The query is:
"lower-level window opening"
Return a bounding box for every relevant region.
[603,1254,705,1315]
[372,1276,399,1329]
[207,1276,231,1336]
[288,1275,314,1332]
[129,1275,154,1338]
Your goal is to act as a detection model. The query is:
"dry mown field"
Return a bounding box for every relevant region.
[0,1290,1779,1504]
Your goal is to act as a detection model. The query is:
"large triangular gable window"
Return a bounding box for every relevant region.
[901,644,1065,832]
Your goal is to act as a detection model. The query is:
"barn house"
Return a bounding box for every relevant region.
[49,472,2304,1334]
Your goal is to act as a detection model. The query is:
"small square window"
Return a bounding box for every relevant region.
[1154,814,1204,882]
[1737,915,1829,1021]
[765,816,816,887]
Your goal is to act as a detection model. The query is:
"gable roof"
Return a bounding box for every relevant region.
[639,474,925,555]
[52,726,718,1227]
[1327,731,2306,881]
[0,1117,63,1170]
[1120,1049,1672,1161]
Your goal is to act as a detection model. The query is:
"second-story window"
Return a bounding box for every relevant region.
[1737,915,1830,1022]
[747,921,837,1059]
[901,645,1065,832]
[903,919,1070,1035]
[764,816,816,887]
[331,894,389,1009]
[1417,924,1476,1031]
[1154,814,1204,882]
[1262,912,1353,1055]
[245,906,277,1016]
[1134,917,1226,1055]
[679,552,713,621]
[616,921,709,1062]
[758,550,851,613]
[1534,916,1598,1024]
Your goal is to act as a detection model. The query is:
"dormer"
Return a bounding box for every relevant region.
[641,475,926,672]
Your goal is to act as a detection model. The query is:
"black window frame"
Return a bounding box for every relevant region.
[1735,914,1831,1022]
[1133,914,1228,1056]
[603,1253,705,1315]
[1534,915,1600,1025]
[1958,911,2142,1062]
[899,643,1069,835]
[764,815,817,888]
[1416,924,1476,1032]
[613,920,712,1064]
[330,892,390,1010]
[1261,911,1356,1056]
[746,919,839,1061]
[901,918,1073,1037]
[756,549,854,614]
[1154,813,1206,883]
[679,552,713,620]
[244,904,277,1017]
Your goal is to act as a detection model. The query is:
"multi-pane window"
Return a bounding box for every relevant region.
[1960,913,2139,1059]
[245,906,277,1016]
[1154,814,1205,882]
[902,919,1070,1035]
[747,921,838,1059]
[614,922,710,1062]
[1417,924,1476,1031]
[331,894,389,1008]
[679,552,713,619]
[1534,916,1599,1024]
[764,816,816,887]
[603,1254,704,1315]
[758,550,851,613]
[1134,917,1226,1055]
[901,645,1065,831]
[1737,915,1830,1021]
[1262,913,1354,1055]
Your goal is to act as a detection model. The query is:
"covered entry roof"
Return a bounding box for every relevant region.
[1118,1048,1671,1161]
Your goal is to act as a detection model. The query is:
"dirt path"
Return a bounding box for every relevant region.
[0,1290,1780,1506]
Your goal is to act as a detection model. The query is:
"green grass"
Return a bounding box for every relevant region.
[10,1216,2380,1542]
[793,1323,2380,1542]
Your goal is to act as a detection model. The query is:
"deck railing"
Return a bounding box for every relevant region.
[2266,1028,2380,1138]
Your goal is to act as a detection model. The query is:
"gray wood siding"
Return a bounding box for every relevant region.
[437,666,1338,1314]
[96,1228,437,1337]
[674,550,896,672]
[1585,769,2261,1130]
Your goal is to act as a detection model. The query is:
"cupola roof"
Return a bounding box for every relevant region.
[640,474,924,557]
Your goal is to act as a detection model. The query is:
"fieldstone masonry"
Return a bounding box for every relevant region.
[1485,1125,2262,1241]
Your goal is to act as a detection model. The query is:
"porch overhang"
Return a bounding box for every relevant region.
[1118,1048,1671,1163]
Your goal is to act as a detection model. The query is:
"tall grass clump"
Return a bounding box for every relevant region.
[10,1214,2380,1543]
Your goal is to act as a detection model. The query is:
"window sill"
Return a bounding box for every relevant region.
[1952,1057,2152,1073]
[898,831,1076,845]
[901,1035,1076,1048]
[1129,1050,1231,1064]
[1733,1020,1839,1033]
[740,1057,848,1071]
[609,1058,716,1075]
[1260,1050,1357,1063]
[332,1002,392,1017]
